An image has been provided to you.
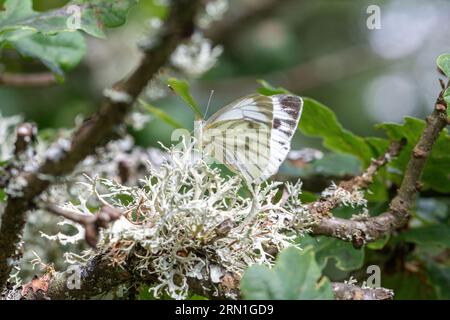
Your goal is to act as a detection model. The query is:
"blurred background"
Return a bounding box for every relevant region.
[1,0,450,151]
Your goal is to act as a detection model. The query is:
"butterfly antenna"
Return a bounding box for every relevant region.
[204,90,214,119]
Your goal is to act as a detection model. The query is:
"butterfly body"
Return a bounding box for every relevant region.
[199,94,303,184]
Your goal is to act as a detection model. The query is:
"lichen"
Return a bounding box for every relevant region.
[321,182,368,209]
[45,140,310,299]
[170,33,223,77]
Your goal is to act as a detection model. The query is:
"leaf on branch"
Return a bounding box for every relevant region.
[426,260,450,300]
[256,79,288,95]
[382,272,436,300]
[240,247,334,300]
[300,98,375,166]
[400,224,450,248]
[0,0,138,78]
[437,53,450,78]
[436,54,450,111]
[0,0,138,37]
[167,77,203,118]
[376,117,450,193]
[8,32,86,79]
[139,99,184,129]
[297,235,365,271]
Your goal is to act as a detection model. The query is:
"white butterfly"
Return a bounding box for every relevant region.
[197,94,303,184]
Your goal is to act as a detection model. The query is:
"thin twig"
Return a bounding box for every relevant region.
[0,73,56,87]
[43,204,122,248]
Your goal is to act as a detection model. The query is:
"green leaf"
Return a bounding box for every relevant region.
[167,78,202,118]
[367,235,390,250]
[9,31,86,78]
[382,272,436,300]
[444,87,450,110]
[426,260,450,299]
[297,235,365,271]
[306,153,361,177]
[139,100,184,129]
[365,137,390,157]
[299,191,318,203]
[0,0,34,26]
[0,0,137,77]
[241,247,334,300]
[300,98,374,166]
[415,198,450,224]
[256,79,289,95]
[0,0,137,38]
[376,117,450,193]
[69,0,139,38]
[437,53,450,78]
[401,224,450,248]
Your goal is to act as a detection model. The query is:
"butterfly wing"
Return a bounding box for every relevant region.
[202,94,303,183]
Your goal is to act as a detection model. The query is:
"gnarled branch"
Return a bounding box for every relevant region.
[3,251,392,300]
[311,83,449,247]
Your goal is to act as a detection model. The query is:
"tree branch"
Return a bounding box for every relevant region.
[0,72,56,87]
[3,251,392,300]
[308,140,404,218]
[43,204,122,248]
[0,0,202,291]
[332,282,393,300]
[311,83,449,247]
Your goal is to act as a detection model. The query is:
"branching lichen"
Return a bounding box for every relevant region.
[321,182,368,209]
[43,140,310,299]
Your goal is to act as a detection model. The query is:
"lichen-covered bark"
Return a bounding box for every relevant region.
[332,283,393,300]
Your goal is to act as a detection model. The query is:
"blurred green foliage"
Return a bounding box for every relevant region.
[241,247,334,300]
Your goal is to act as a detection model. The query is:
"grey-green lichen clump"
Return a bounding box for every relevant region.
[44,141,314,299]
